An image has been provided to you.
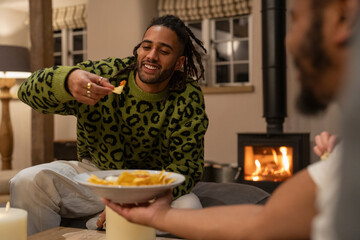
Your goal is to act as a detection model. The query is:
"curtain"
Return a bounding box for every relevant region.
[53,4,87,31]
[158,0,252,20]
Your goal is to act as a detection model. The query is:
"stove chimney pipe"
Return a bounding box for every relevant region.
[261,0,287,133]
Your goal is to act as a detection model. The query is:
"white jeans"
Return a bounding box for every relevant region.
[9,160,202,236]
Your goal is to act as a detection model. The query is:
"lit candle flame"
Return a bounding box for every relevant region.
[5,201,10,213]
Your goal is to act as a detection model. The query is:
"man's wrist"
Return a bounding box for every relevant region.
[65,68,80,96]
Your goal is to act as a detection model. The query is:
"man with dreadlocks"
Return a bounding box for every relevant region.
[10,15,208,235]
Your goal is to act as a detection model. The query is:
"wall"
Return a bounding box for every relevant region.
[52,0,88,8]
[1,0,341,171]
[87,0,158,59]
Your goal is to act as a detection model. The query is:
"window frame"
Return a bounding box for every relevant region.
[186,14,253,91]
[211,15,251,86]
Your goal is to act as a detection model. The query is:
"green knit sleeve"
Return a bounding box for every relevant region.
[17,65,79,115]
[165,87,209,199]
[17,57,134,115]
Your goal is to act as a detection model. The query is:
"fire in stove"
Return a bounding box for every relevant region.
[238,133,309,193]
[244,146,293,182]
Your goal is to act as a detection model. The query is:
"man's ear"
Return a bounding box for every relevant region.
[334,0,359,44]
[175,56,185,71]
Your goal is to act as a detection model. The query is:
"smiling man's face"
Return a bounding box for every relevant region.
[135,25,185,93]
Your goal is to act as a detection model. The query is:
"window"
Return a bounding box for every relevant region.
[53,28,87,66]
[187,15,250,87]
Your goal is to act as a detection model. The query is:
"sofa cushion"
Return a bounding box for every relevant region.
[192,182,270,207]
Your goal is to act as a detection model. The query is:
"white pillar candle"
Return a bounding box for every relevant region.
[0,202,27,240]
[106,206,155,240]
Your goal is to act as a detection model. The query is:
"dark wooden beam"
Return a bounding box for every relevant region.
[29,0,54,165]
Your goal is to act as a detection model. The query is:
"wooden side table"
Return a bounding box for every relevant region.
[0,78,16,170]
[28,227,183,240]
[28,227,106,240]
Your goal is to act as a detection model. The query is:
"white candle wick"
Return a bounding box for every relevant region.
[5,201,10,213]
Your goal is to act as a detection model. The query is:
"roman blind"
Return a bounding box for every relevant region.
[158,0,252,20]
[53,4,87,31]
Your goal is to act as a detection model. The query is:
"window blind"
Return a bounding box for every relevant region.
[158,0,252,20]
[53,4,87,31]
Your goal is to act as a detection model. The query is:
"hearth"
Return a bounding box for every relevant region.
[237,0,310,193]
[238,133,309,193]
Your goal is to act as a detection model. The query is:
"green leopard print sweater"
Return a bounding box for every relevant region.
[18,57,209,199]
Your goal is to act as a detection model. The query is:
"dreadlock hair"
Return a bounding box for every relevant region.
[116,15,207,93]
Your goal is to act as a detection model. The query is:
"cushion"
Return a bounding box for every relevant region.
[192,182,270,207]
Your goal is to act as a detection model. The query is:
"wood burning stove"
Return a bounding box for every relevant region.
[238,133,309,193]
[237,0,310,193]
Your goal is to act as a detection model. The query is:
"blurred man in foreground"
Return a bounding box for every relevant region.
[103,0,360,239]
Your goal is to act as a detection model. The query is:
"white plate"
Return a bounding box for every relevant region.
[74,169,185,204]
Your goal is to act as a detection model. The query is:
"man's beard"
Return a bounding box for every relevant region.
[295,15,334,116]
[137,60,175,85]
[296,86,328,115]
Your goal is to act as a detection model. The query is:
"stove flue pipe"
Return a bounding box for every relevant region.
[261,0,287,133]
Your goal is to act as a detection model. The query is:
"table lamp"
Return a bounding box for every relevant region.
[0,45,31,170]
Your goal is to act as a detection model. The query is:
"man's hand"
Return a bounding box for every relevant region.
[313,131,339,159]
[67,70,114,105]
[101,190,173,227]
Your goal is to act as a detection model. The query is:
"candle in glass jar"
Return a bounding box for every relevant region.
[0,202,27,240]
[106,206,155,240]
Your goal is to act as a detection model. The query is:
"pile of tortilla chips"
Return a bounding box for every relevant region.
[88,170,175,186]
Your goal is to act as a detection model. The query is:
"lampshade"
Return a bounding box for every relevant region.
[0,45,31,79]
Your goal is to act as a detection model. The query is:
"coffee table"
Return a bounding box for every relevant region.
[28,226,182,239]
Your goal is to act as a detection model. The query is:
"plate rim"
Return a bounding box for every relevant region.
[74,169,185,190]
